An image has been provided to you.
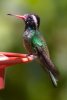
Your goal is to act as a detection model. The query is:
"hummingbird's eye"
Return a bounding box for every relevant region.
[28,17,31,20]
[27,16,32,21]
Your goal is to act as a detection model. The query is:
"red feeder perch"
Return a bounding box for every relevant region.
[0,52,36,89]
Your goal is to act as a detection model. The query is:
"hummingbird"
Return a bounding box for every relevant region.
[7,13,59,86]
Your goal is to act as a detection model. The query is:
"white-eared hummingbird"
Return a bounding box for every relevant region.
[7,13,59,86]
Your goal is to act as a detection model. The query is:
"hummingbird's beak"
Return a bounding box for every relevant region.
[7,14,26,20]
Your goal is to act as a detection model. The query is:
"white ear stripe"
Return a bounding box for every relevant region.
[31,15,37,26]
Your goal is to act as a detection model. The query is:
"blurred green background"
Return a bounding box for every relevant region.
[0,0,67,100]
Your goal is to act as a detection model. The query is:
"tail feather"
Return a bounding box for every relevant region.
[49,71,58,86]
[36,46,59,86]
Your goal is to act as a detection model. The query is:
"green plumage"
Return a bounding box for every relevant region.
[23,28,59,86]
[23,28,49,57]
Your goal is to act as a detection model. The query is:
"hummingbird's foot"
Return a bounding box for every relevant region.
[26,53,37,60]
[26,53,32,57]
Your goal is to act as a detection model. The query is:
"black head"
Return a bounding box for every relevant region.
[7,13,40,30]
[24,14,40,30]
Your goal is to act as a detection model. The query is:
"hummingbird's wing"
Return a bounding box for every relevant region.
[32,34,59,86]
